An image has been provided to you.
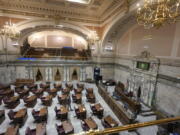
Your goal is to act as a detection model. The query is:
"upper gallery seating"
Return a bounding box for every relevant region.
[61,47,76,57]
[21,46,90,60]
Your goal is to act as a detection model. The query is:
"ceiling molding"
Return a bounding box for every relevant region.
[0,0,128,25]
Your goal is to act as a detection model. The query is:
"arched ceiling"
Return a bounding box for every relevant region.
[101,0,138,49]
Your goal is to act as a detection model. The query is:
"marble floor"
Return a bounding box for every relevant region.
[0,82,158,135]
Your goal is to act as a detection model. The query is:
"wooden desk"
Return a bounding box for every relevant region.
[60,106,68,115]
[76,94,82,100]
[54,83,62,89]
[10,96,19,102]
[17,89,29,94]
[42,95,52,101]
[104,115,118,128]
[86,88,93,93]
[27,84,37,89]
[73,94,82,104]
[14,108,27,118]
[39,108,47,116]
[94,103,103,112]
[62,121,74,134]
[56,106,68,120]
[87,93,95,103]
[77,83,84,88]
[36,123,46,135]
[48,88,57,97]
[66,83,73,89]
[62,89,70,94]
[78,105,86,113]
[41,95,52,106]
[17,89,29,98]
[5,125,19,135]
[26,95,37,102]
[40,84,50,89]
[75,105,86,119]
[58,94,69,105]
[50,88,57,92]
[84,117,97,129]
[24,95,37,107]
[0,89,14,96]
[60,94,68,100]
[75,88,83,94]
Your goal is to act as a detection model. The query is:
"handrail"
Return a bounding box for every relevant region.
[73,116,180,135]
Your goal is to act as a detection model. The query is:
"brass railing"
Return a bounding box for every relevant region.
[73,116,180,135]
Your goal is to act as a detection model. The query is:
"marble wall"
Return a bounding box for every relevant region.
[116,22,180,59]
[156,82,180,116]
[114,56,180,116]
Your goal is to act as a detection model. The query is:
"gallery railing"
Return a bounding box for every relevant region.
[73,116,180,135]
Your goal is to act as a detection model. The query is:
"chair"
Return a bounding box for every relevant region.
[3,96,9,104]
[81,121,89,131]
[101,120,110,128]
[25,127,36,135]
[0,110,5,124]
[32,110,40,122]
[54,106,58,113]
[8,110,15,120]
[56,124,65,135]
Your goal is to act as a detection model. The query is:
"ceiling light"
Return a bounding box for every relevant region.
[66,0,91,4]
[136,0,180,29]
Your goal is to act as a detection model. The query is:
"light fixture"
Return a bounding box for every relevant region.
[66,0,91,4]
[0,19,20,40]
[87,30,99,46]
[136,0,180,29]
